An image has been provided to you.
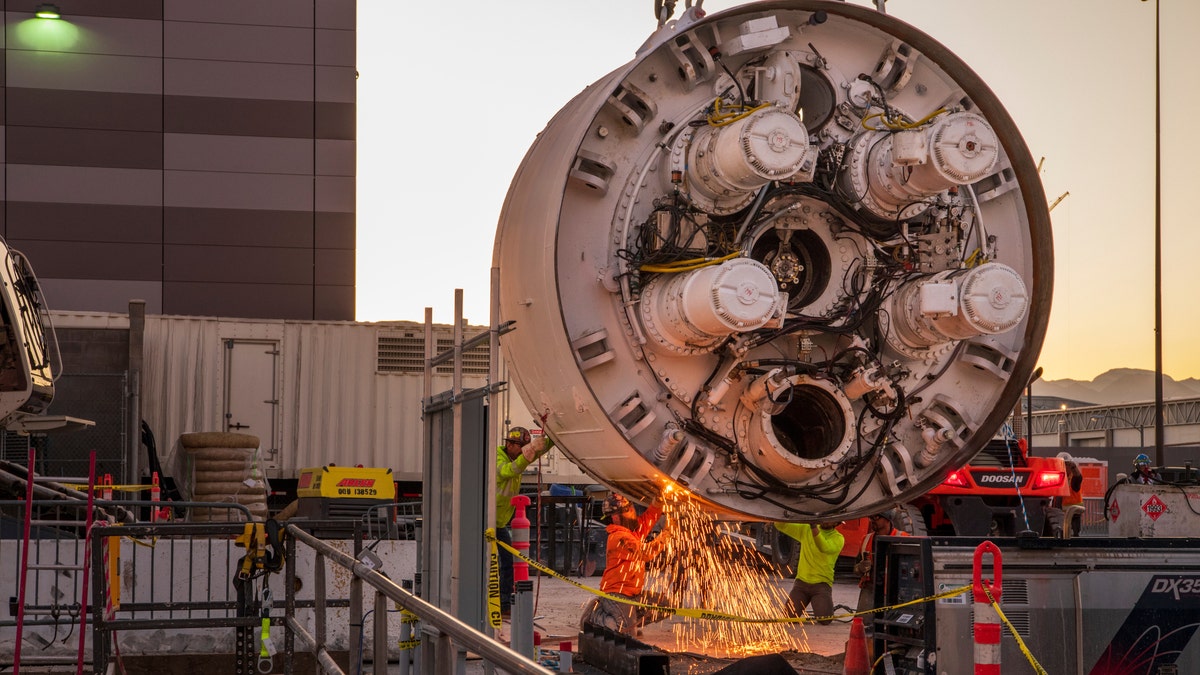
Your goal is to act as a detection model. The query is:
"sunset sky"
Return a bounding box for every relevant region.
[355,0,1200,382]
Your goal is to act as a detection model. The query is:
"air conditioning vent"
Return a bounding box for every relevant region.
[377,331,490,375]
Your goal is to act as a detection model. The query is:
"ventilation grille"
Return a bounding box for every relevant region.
[973,440,1027,468]
[968,578,1030,638]
[1,430,31,463]
[377,331,490,375]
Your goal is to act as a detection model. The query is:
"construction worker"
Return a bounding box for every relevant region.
[853,510,910,613]
[580,493,673,635]
[1061,454,1085,538]
[775,520,845,625]
[496,425,552,615]
[1046,452,1086,538]
[1131,453,1162,485]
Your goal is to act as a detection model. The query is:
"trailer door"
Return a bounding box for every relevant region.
[223,339,280,469]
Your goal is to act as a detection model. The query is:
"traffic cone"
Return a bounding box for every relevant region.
[843,616,869,675]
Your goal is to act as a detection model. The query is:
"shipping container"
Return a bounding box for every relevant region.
[46,310,593,499]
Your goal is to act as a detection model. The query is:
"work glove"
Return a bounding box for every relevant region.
[853,555,871,577]
[522,436,553,462]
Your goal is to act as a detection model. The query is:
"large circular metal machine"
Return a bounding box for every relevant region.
[495,1,1052,521]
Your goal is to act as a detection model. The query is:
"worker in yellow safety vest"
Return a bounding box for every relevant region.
[495,426,552,615]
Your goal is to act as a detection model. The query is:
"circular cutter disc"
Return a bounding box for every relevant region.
[494,1,1052,521]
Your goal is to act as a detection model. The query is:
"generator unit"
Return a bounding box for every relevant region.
[295,465,396,523]
[873,536,1200,674]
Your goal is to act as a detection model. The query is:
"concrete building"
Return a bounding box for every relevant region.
[1015,397,1200,473]
[2,0,356,320]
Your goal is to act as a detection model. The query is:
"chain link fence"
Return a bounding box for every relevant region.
[4,373,130,482]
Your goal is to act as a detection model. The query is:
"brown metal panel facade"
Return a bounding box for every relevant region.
[3,2,356,320]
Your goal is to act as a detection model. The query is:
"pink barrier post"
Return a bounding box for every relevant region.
[509,494,535,658]
[510,494,532,582]
[150,471,162,522]
[972,541,1003,675]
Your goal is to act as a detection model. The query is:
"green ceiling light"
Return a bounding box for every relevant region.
[35,4,62,19]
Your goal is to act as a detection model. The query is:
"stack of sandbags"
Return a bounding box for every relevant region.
[180,432,268,522]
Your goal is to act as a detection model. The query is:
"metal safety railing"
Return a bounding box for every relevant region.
[3,491,561,674]
[87,506,284,675]
[284,523,549,675]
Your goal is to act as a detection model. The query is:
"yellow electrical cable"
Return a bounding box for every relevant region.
[861,107,949,132]
[639,251,742,274]
[893,107,948,130]
[706,98,772,127]
[861,112,887,131]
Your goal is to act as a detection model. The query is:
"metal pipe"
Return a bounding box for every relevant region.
[452,289,465,618]
[373,591,388,674]
[75,452,96,675]
[422,309,434,608]
[399,579,413,675]
[286,524,550,675]
[285,528,298,675]
[0,467,135,523]
[349,596,363,671]
[287,615,346,675]
[315,550,328,652]
[14,448,35,674]
[1150,0,1164,468]
[128,299,146,485]
[414,528,424,675]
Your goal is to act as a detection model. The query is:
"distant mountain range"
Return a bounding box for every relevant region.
[1032,368,1200,406]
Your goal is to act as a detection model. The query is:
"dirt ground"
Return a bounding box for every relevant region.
[497,574,855,674]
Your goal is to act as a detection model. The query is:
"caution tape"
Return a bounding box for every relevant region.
[62,483,156,493]
[397,638,421,651]
[983,583,1048,674]
[486,529,502,628]
[484,529,971,625]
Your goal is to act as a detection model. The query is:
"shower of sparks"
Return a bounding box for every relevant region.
[643,487,808,656]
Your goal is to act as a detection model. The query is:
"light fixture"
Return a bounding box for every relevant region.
[35,4,62,19]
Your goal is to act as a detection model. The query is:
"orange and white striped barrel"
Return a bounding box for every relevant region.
[972,541,1003,675]
[510,495,532,582]
[150,472,162,522]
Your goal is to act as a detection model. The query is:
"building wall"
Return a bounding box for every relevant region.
[1,0,356,320]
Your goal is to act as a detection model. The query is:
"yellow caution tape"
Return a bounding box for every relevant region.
[400,609,419,624]
[63,483,156,493]
[486,528,502,628]
[397,638,421,651]
[484,529,969,625]
[983,584,1048,674]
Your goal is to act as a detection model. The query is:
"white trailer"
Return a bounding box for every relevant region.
[49,310,592,495]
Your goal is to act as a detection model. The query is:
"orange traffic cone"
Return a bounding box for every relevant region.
[843,616,869,675]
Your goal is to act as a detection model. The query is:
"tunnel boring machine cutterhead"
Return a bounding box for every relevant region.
[494,0,1052,521]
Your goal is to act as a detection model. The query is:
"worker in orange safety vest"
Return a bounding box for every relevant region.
[1060,453,1085,538]
[854,510,910,614]
[580,493,674,635]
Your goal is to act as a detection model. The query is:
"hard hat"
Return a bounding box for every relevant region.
[874,509,897,524]
[1057,451,1073,462]
[601,494,632,517]
[1133,453,1151,468]
[507,426,531,446]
